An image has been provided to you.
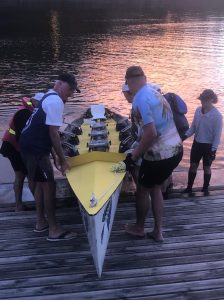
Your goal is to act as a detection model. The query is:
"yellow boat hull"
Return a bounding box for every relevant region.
[66,151,126,277]
[65,107,129,277]
[67,152,125,215]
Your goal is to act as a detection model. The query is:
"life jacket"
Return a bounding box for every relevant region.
[20,92,58,156]
[2,97,34,152]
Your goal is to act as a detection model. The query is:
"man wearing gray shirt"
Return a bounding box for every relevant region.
[183,89,223,194]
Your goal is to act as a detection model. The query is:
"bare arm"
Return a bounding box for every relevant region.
[49,125,70,175]
[51,147,61,171]
[131,122,157,161]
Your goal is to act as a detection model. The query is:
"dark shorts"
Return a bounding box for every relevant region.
[21,153,54,182]
[138,151,183,188]
[0,141,27,174]
[190,140,213,167]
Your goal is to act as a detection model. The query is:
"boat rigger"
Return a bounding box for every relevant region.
[65,105,128,277]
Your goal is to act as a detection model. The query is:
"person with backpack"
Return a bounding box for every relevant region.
[182,89,223,195]
[123,66,183,242]
[0,93,44,211]
[121,82,161,183]
[161,92,189,198]
[163,92,189,140]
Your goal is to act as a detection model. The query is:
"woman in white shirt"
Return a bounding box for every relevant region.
[183,89,223,194]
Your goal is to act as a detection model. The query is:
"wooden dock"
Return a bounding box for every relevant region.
[1,191,224,299]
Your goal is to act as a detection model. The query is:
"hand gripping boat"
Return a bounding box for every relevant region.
[64,105,131,277]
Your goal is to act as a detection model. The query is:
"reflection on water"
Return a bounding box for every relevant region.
[50,10,60,61]
[0,0,224,170]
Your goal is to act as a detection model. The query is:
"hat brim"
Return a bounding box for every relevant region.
[198,95,215,101]
[125,73,145,79]
[69,85,81,93]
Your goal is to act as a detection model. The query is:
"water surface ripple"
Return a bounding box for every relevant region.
[1,0,224,170]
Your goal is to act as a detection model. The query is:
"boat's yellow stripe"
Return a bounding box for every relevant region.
[67,152,126,215]
[68,151,125,167]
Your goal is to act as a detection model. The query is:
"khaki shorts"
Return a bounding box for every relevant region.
[21,153,54,182]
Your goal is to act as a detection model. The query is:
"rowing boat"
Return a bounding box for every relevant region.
[67,152,125,277]
[63,105,133,277]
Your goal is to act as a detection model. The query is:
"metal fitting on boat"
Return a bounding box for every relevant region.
[91,122,107,131]
[87,139,111,152]
[89,129,109,140]
[116,118,130,131]
[62,142,79,157]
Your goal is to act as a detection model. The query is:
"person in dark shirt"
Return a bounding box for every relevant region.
[0,93,44,211]
[20,73,80,241]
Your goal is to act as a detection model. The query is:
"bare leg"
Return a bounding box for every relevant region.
[42,181,76,239]
[136,184,151,228]
[14,171,26,211]
[34,182,48,230]
[125,183,150,237]
[42,181,57,233]
[28,180,36,196]
[149,185,164,242]
[130,166,140,186]
[160,178,168,199]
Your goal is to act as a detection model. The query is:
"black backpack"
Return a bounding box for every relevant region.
[164,93,189,139]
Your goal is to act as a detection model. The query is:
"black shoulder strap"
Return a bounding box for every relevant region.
[40,92,58,102]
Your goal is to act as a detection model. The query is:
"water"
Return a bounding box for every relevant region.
[1,0,224,170]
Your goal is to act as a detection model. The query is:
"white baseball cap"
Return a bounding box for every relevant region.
[122,84,130,92]
[31,92,45,101]
[122,83,161,93]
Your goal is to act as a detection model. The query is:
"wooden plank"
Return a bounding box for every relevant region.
[2,246,224,280]
[4,277,224,300]
[1,194,224,299]
[130,288,224,300]
[2,259,224,292]
[1,233,224,261]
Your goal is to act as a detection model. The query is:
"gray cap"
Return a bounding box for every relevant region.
[198,89,217,102]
